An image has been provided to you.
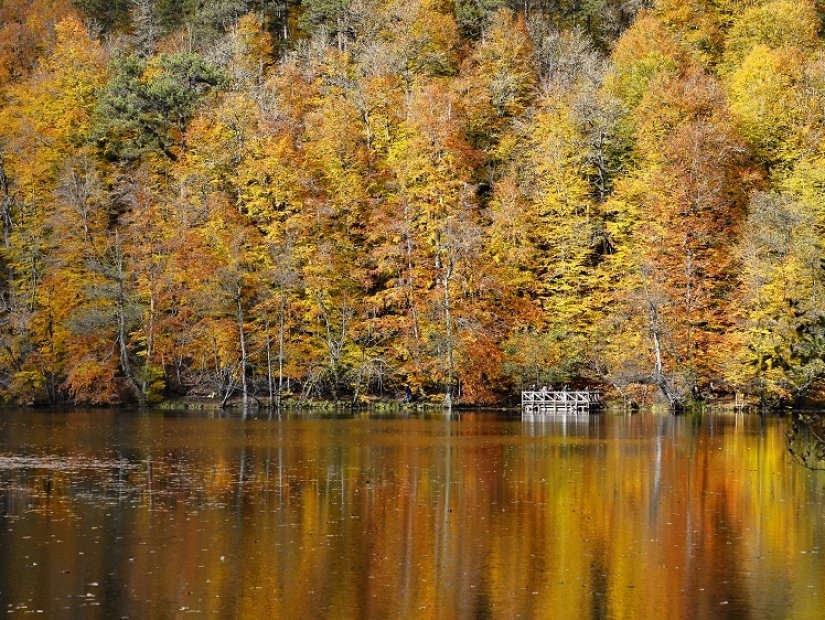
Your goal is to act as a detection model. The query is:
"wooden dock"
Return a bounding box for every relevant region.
[521,390,601,415]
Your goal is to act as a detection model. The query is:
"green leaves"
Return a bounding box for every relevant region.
[94,52,226,162]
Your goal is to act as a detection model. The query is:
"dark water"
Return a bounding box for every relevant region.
[1,409,825,619]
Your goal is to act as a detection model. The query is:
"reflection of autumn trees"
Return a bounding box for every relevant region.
[787,414,825,471]
[4,413,825,617]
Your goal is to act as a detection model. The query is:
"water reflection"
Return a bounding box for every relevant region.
[787,414,825,471]
[0,410,824,618]
[522,413,598,437]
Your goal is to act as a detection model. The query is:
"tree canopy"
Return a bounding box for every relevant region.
[2,0,825,408]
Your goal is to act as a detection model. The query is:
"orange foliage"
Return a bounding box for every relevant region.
[1,0,825,405]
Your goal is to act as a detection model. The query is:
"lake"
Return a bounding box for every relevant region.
[1,408,824,618]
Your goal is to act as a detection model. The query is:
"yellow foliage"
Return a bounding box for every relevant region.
[608,14,683,109]
[460,9,536,143]
[727,45,805,164]
[722,0,820,71]
[0,17,106,194]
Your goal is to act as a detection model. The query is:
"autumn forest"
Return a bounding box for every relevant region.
[1,0,825,408]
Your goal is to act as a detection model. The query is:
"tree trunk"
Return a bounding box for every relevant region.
[114,232,146,406]
[278,295,286,407]
[404,201,421,344]
[142,289,155,396]
[442,253,455,406]
[236,286,248,408]
[648,300,677,408]
[265,316,274,406]
[0,161,12,248]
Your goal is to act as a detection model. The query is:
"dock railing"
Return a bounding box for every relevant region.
[521,389,601,415]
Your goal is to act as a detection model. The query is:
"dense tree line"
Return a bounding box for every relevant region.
[1,0,825,407]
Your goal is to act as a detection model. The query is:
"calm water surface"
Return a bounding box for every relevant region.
[1,409,824,618]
